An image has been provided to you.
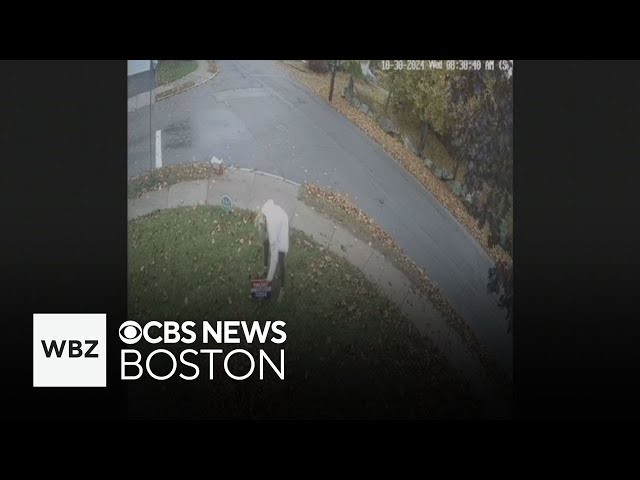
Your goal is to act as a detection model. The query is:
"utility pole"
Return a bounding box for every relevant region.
[328,60,337,102]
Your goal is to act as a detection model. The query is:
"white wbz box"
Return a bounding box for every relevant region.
[33,314,106,387]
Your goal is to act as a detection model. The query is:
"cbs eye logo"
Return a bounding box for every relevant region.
[119,321,142,344]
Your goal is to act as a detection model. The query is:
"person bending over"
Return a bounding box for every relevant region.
[254,199,289,302]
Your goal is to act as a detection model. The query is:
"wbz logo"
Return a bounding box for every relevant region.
[33,314,106,387]
[41,339,99,358]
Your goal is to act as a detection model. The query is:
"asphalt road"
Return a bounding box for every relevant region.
[127,60,513,378]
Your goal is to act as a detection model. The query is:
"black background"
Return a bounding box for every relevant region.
[2,60,639,420]
[515,60,640,418]
[3,61,127,419]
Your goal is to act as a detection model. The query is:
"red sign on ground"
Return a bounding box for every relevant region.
[251,279,272,300]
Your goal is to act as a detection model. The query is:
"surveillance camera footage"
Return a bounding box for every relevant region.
[5,57,638,423]
[125,59,513,419]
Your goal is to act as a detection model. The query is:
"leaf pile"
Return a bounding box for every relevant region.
[128,162,213,199]
[156,81,196,102]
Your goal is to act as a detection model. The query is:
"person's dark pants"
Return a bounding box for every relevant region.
[263,240,285,287]
[263,240,269,270]
[278,252,285,287]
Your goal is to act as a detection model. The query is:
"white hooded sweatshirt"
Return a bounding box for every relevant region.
[259,200,289,282]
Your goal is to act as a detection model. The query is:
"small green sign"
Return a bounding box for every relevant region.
[221,195,233,212]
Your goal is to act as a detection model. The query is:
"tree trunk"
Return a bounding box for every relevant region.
[348,75,354,96]
[328,61,337,102]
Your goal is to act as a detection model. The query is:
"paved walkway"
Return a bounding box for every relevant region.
[127,60,217,113]
[127,167,511,417]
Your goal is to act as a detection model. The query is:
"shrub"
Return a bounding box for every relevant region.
[307,60,330,74]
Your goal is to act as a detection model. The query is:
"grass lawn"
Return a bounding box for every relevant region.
[128,206,481,418]
[155,60,198,87]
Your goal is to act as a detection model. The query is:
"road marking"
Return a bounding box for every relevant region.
[155,130,162,169]
[229,166,302,187]
[255,170,302,187]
